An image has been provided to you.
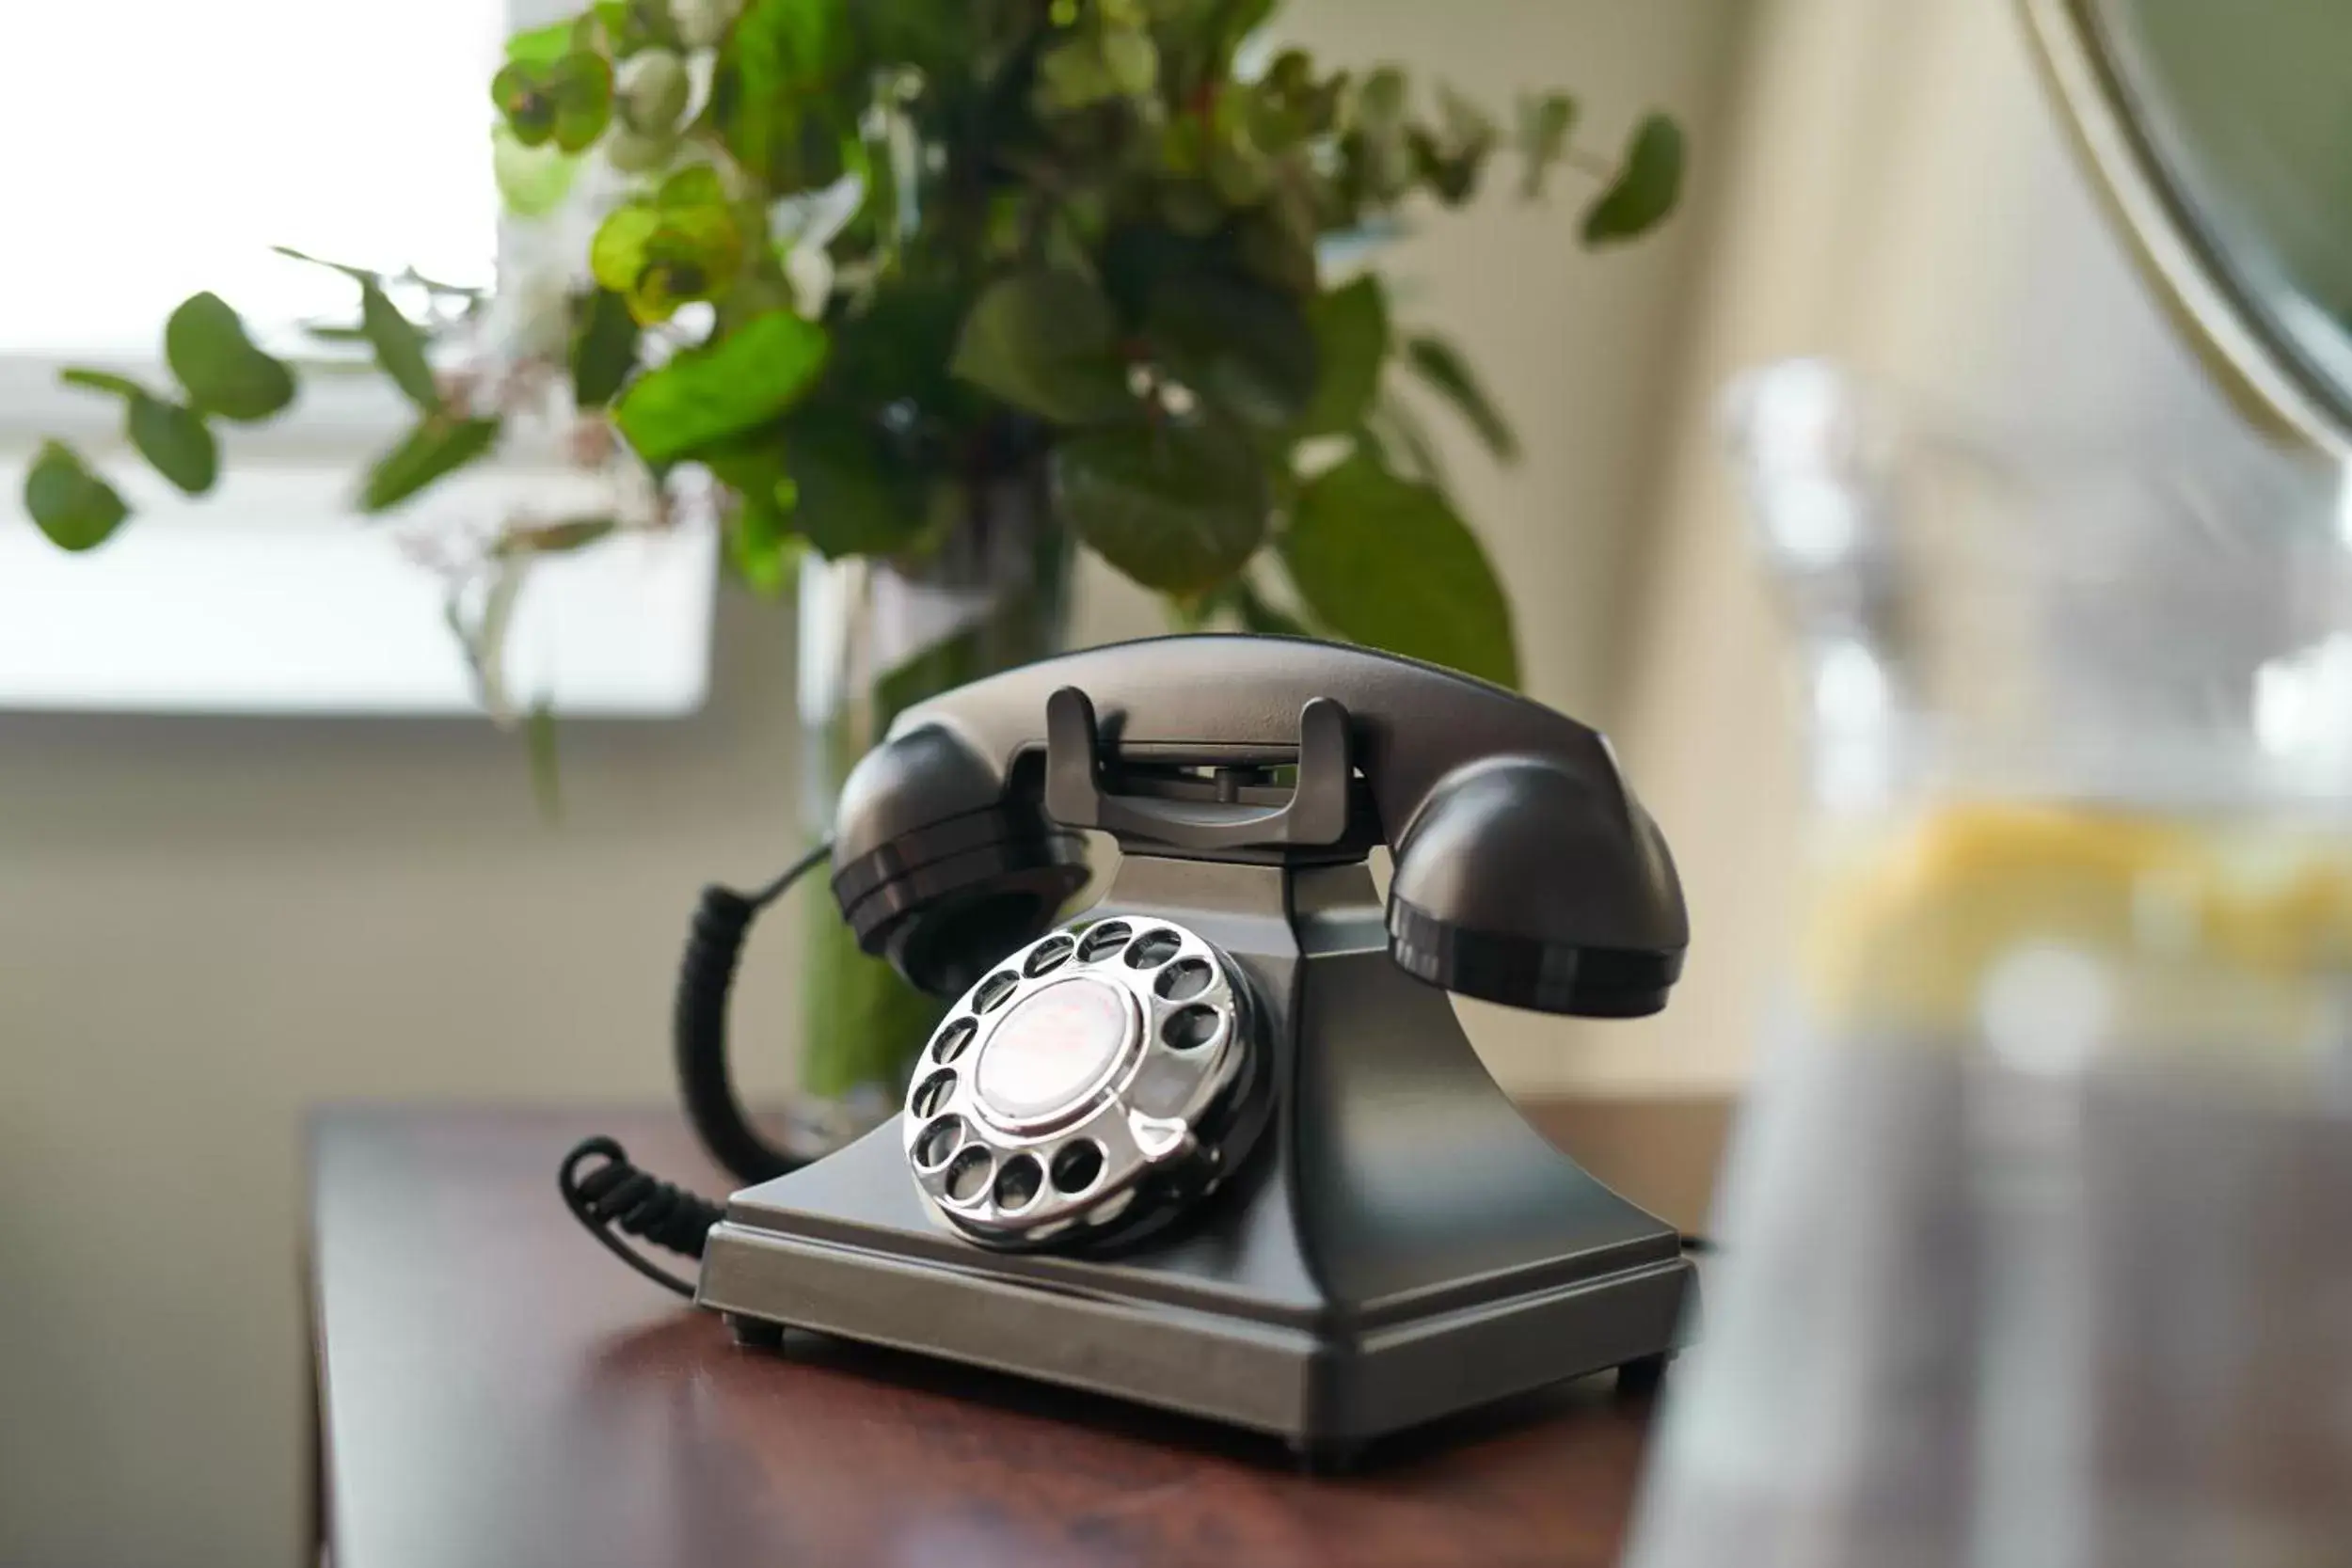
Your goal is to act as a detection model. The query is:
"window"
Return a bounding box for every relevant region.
[0,0,714,714]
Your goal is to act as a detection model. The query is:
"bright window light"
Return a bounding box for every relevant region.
[0,0,715,717]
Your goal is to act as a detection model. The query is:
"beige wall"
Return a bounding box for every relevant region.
[0,7,1743,1565]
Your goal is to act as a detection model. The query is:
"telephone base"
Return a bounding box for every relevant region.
[698,854,1699,1452]
[697,1117,1693,1449]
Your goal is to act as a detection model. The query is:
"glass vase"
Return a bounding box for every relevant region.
[790,467,1073,1134]
[1626,361,2352,1567]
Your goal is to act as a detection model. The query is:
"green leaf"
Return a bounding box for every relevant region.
[787,417,927,559]
[1402,332,1518,463]
[722,0,852,187]
[616,48,691,133]
[1143,274,1317,432]
[1516,91,1577,200]
[164,293,296,423]
[361,280,439,410]
[359,416,502,514]
[1298,276,1387,436]
[493,51,613,152]
[492,123,581,217]
[587,174,746,325]
[1051,419,1267,594]
[1346,67,1414,203]
[504,18,575,66]
[1413,85,1498,206]
[612,309,829,465]
[1282,453,1517,686]
[58,367,148,400]
[1582,114,1684,245]
[549,52,615,152]
[727,492,801,597]
[1035,37,1118,114]
[127,395,219,496]
[493,59,564,148]
[23,440,129,551]
[571,289,641,409]
[589,207,660,293]
[951,270,1134,426]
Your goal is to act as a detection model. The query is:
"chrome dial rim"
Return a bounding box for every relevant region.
[901,916,1251,1246]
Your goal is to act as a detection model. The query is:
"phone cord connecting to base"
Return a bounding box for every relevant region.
[559,841,834,1300]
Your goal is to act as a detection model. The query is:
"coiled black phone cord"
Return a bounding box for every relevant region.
[559,840,833,1299]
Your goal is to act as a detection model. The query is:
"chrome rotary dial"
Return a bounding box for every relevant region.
[901,916,1254,1247]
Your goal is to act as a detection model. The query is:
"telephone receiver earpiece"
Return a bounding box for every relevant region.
[828,723,1091,997]
[1388,756,1685,1016]
[827,635,1687,1016]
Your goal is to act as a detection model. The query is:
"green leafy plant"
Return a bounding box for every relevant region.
[20,0,1683,692]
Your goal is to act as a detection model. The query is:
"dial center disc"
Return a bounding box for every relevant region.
[973,976,1135,1125]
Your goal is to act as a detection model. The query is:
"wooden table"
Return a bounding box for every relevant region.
[309,1102,1729,1568]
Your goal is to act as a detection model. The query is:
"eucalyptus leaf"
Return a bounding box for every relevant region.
[1298,275,1387,436]
[359,416,502,514]
[504,19,574,66]
[1582,114,1684,245]
[1051,419,1267,594]
[1403,332,1518,463]
[1282,453,1517,686]
[361,280,440,410]
[571,289,641,409]
[951,270,1134,426]
[492,123,581,217]
[492,61,558,147]
[1143,273,1317,431]
[23,440,129,552]
[788,417,927,559]
[723,0,852,186]
[58,367,148,400]
[612,309,829,464]
[164,293,295,423]
[548,52,615,153]
[588,178,746,325]
[127,395,219,496]
[1517,91,1577,200]
[728,492,801,597]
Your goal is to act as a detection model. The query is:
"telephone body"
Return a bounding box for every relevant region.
[695,634,1695,1460]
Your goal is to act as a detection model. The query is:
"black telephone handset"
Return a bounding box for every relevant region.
[829,634,1685,1016]
[576,634,1699,1462]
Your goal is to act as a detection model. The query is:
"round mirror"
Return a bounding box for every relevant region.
[2023,0,2352,453]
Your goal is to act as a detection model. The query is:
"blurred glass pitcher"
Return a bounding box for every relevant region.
[1625,360,2352,1568]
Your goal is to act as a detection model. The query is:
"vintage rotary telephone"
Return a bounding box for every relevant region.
[564,633,1696,1464]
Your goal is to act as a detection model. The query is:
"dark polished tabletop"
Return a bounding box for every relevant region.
[309,1101,1729,1568]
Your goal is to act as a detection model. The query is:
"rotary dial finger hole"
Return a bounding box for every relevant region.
[931,1017,977,1065]
[1153,958,1214,1001]
[913,1114,966,1169]
[1050,1138,1105,1196]
[1123,928,1182,969]
[1161,1004,1221,1052]
[1023,934,1075,977]
[944,1147,993,1204]
[1076,921,1133,963]
[993,1153,1044,1212]
[911,1069,958,1119]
